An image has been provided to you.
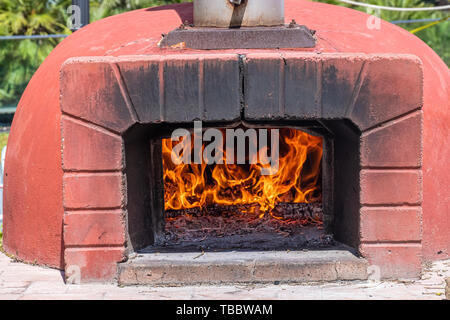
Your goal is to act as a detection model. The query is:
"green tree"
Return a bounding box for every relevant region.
[89,0,190,21]
[0,0,72,107]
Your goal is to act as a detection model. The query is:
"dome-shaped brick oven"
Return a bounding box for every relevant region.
[3,0,449,282]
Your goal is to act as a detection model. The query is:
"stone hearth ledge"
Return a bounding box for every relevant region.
[118,249,369,286]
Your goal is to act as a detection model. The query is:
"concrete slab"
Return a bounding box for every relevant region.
[118,249,368,286]
[1,252,448,299]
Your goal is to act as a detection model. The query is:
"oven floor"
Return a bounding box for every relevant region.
[159,202,329,251]
[162,202,326,251]
[150,224,333,251]
[118,245,368,286]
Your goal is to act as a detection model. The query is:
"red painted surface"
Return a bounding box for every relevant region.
[360,170,422,205]
[63,173,125,209]
[3,0,449,270]
[360,207,422,242]
[360,112,422,167]
[64,211,125,247]
[64,247,125,281]
[360,244,422,279]
[61,116,124,171]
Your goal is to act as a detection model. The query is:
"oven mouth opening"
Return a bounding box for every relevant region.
[120,120,367,285]
[156,125,333,251]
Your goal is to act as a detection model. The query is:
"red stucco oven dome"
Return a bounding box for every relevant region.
[3,0,449,282]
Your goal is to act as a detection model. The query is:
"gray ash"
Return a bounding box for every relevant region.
[159,202,333,250]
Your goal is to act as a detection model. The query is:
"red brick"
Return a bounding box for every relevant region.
[65,247,125,282]
[360,207,422,242]
[202,55,241,121]
[360,170,422,205]
[62,116,124,171]
[116,58,161,123]
[361,111,422,167]
[63,173,125,209]
[351,55,423,130]
[244,53,283,120]
[64,210,126,246]
[118,54,241,123]
[284,54,320,118]
[163,57,200,122]
[321,55,366,118]
[360,244,422,279]
[60,58,136,133]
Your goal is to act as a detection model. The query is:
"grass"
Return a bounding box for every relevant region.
[0,132,8,151]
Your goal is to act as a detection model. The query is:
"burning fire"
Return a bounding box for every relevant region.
[162,128,323,216]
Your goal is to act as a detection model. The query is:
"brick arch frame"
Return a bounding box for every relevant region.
[60,53,423,282]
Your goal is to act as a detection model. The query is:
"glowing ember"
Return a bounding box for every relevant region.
[162,203,331,250]
[162,128,323,218]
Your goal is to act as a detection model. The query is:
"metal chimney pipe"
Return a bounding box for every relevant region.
[194,0,285,28]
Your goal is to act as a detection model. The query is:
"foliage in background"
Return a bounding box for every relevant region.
[0,0,447,109]
[0,0,71,108]
[0,132,8,151]
[89,0,190,21]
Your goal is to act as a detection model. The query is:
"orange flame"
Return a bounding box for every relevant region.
[162,128,322,216]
